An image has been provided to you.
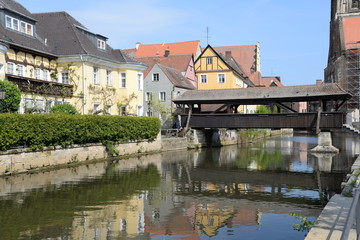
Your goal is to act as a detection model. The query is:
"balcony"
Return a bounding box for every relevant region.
[6,75,73,97]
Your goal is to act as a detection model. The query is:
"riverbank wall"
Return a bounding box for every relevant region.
[0,128,293,176]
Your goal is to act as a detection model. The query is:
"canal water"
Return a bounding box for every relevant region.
[0,131,359,240]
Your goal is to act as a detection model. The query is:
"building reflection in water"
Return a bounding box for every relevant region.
[0,132,358,239]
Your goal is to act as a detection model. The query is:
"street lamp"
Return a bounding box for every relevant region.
[0,88,6,113]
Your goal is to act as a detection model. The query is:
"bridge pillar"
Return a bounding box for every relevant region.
[311,132,339,153]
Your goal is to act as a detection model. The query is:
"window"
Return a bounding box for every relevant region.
[61,71,70,84]
[7,62,14,75]
[200,75,207,84]
[352,0,359,8]
[218,74,225,83]
[105,104,112,115]
[43,69,49,81]
[152,73,159,81]
[106,70,112,86]
[159,92,166,102]
[17,64,24,77]
[97,39,106,50]
[120,105,126,115]
[93,67,100,84]
[137,105,143,116]
[93,102,101,114]
[120,72,126,88]
[5,16,11,28]
[147,111,153,117]
[206,57,213,65]
[35,68,42,80]
[13,19,19,31]
[5,15,33,36]
[137,72,143,91]
[145,92,153,102]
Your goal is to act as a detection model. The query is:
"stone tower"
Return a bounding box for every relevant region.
[325,0,360,112]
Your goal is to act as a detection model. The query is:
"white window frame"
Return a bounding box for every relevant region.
[145,92,153,102]
[152,73,159,82]
[137,72,143,91]
[61,71,70,84]
[200,74,207,84]
[5,15,33,36]
[120,72,126,88]
[97,39,106,50]
[120,105,126,115]
[106,70,112,86]
[43,69,49,81]
[218,73,226,84]
[35,68,42,80]
[7,62,14,75]
[137,104,143,116]
[17,64,25,77]
[159,92,166,102]
[93,67,100,85]
[93,102,101,114]
[206,57,213,65]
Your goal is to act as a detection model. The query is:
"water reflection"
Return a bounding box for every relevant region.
[0,132,358,240]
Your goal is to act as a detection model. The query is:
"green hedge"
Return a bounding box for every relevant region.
[0,114,161,151]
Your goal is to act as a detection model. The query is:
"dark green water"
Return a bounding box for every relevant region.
[0,132,358,240]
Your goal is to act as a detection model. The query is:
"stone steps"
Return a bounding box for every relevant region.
[343,124,360,135]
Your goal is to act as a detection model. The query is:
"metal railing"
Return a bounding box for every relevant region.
[341,188,360,240]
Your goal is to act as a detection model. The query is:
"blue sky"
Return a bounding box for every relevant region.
[17,0,331,86]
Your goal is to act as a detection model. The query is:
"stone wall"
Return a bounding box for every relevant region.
[0,138,162,176]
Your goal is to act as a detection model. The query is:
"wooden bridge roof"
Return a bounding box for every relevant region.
[173,83,351,105]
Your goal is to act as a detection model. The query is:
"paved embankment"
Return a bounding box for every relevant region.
[305,156,360,240]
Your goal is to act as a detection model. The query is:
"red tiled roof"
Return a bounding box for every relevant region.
[135,40,200,57]
[260,76,284,87]
[342,16,360,49]
[213,45,257,76]
[136,54,193,78]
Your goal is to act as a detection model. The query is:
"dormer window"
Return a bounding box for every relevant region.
[97,39,106,50]
[5,15,33,36]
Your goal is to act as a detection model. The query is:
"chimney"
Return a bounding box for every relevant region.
[316,79,323,85]
[164,49,170,57]
[225,51,232,60]
[135,42,141,50]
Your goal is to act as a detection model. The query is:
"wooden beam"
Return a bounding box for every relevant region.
[274,102,298,113]
[316,100,323,134]
[335,99,346,111]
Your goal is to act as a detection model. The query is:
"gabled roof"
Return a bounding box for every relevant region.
[157,64,196,90]
[32,12,146,67]
[133,40,200,57]
[136,54,193,78]
[213,45,261,85]
[197,45,254,87]
[342,16,360,50]
[173,83,351,105]
[213,45,258,76]
[260,76,284,87]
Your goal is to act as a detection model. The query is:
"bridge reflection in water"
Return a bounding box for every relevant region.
[0,132,358,240]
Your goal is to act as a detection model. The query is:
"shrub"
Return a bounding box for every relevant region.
[255,105,272,114]
[0,114,161,150]
[0,80,21,113]
[50,103,78,115]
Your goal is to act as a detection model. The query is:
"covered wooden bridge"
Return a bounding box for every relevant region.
[172,84,352,130]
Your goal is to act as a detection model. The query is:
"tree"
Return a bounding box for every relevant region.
[0,80,21,113]
[50,103,78,114]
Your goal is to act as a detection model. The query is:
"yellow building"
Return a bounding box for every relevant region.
[0,2,147,115]
[195,45,254,90]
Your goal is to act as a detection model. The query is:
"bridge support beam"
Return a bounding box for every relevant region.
[311,132,339,153]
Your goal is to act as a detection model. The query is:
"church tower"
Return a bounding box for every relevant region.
[325,0,360,112]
